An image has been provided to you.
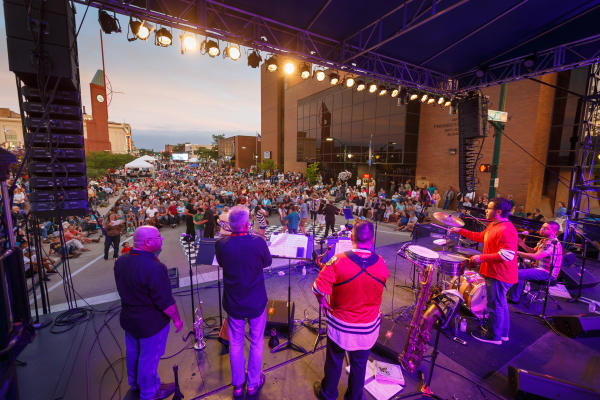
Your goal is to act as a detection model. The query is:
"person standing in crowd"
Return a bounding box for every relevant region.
[184,199,195,240]
[203,202,216,238]
[284,206,301,234]
[253,204,269,237]
[451,198,518,344]
[442,186,454,210]
[278,202,288,233]
[312,220,388,400]
[324,199,340,237]
[215,206,272,398]
[299,198,309,234]
[509,221,562,303]
[114,226,182,400]
[103,212,123,260]
[193,206,206,245]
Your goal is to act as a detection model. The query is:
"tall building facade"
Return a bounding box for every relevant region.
[261,59,593,215]
[84,70,112,153]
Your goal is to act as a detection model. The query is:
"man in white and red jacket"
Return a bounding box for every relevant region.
[451,197,518,345]
[312,220,388,400]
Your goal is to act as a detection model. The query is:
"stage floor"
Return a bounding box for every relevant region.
[17,241,600,400]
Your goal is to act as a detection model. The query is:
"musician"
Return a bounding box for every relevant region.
[312,220,388,400]
[215,206,272,398]
[509,221,562,303]
[450,198,518,345]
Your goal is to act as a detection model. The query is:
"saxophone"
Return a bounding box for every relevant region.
[193,301,206,350]
[399,264,441,373]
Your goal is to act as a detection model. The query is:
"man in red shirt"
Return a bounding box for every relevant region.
[167,201,179,227]
[451,198,518,345]
[312,220,388,400]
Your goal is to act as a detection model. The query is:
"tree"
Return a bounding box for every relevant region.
[257,159,277,172]
[306,162,321,185]
[194,147,218,160]
[212,134,225,146]
[86,152,136,179]
[137,148,155,156]
[172,143,186,152]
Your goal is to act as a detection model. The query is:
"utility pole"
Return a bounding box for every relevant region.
[489,84,507,199]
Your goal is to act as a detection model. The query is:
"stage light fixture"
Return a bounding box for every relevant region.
[155,28,172,47]
[203,39,220,57]
[329,73,339,85]
[266,56,278,72]
[247,50,262,68]
[391,88,399,98]
[283,62,295,75]
[420,94,429,103]
[368,83,377,93]
[225,44,241,60]
[130,18,155,40]
[437,97,445,105]
[409,93,419,101]
[345,77,355,88]
[378,87,388,96]
[98,10,121,34]
[180,33,198,53]
[523,54,536,70]
[300,63,311,79]
[315,70,326,81]
[444,100,451,107]
[427,98,435,104]
[356,80,365,91]
[347,154,353,159]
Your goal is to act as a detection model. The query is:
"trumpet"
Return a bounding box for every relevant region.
[193,301,206,350]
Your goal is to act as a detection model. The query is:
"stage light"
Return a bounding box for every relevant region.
[444,100,451,107]
[266,56,278,72]
[315,70,326,81]
[368,83,377,93]
[300,63,311,79]
[203,40,220,57]
[427,98,435,104]
[523,54,536,70]
[155,28,172,47]
[356,80,365,91]
[437,97,445,105]
[225,44,241,60]
[391,88,399,98]
[130,18,155,40]
[98,10,121,34]
[345,77,355,88]
[329,73,339,85]
[409,93,419,101]
[247,50,262,68]
[420,94,429,103]
[347,154,353,159]
[378,87,388,96]
[283,62,295,75]
[180,33,198,53]
[325,137,334,142]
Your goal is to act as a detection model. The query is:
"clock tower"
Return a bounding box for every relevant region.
[84,69,112,153]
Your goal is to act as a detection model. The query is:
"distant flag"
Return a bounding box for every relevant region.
[256,132,261,142]
[368,134,373,167]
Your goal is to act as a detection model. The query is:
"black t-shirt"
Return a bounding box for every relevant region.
[185,203,194,223]
[204,208,216,229]
[324,204,339,221]
[215,234,272,319]
[114,249,175,338]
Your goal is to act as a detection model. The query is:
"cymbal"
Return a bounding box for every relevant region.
[433,212,465,228]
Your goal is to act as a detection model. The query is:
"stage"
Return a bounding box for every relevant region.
[16,237,600,400]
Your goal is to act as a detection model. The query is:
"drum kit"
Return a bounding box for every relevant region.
[398,211,488,319]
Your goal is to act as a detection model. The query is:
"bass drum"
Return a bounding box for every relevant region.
[450,271,487,319]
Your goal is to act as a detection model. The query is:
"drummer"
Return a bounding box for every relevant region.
[450,198,518,345]
[508,221,562,303]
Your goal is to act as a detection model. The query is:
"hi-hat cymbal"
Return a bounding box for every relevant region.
[433,212,465,228]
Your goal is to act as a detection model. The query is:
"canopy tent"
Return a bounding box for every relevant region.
[124,158,155,170]
[139,155,157,162]
[77,0,600,93]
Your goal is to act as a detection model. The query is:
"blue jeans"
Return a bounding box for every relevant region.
[288,227,298,234]
[509,268,550,302]
[320,339,370,400]
[227,307,267,387]
[485,277,511,340]
[125,323,170,400]
[442,198,451,209]
[194,228,203,245]
[40,221,52,239]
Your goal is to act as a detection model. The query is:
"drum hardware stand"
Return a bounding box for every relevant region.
[271,255,308,354]
[568,229,593,306]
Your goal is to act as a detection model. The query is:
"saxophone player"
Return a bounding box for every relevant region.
[312,220,389,400]
[450,198,518,345]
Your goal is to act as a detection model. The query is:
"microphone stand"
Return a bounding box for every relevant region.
[181,234,200,349]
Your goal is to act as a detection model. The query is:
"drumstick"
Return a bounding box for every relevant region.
[431,223,452,231]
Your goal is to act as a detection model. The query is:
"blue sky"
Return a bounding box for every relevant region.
[0,4,261,151]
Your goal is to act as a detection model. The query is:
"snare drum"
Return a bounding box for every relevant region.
[438,252,468,276]
[450,271,487,319]
[403,245,439,267]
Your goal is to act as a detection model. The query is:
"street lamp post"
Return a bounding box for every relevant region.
[325,137,348,170]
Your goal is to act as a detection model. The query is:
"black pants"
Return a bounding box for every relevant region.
[104,235,120,259]
[186,218,195,239]
[324,219,336,237]
[203,225,215,238]
[320,339,370,400]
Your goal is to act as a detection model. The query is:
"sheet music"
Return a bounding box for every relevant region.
[335,239,353,254]
[268,233,309,258]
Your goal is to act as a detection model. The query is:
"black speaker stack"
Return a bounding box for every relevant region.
[3,0,88,217]
[457,92,489,194]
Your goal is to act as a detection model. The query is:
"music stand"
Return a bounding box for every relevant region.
[271,255,309,354]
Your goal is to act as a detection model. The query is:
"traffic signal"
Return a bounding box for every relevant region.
[479,164,490,173]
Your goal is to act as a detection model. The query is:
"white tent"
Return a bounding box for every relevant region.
[140,155,157,162]
[125,159,155,170]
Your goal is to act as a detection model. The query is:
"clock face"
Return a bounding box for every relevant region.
[96,94,105,103]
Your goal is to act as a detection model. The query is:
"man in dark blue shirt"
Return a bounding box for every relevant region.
[114,226,182,400]
[215,206,272,398]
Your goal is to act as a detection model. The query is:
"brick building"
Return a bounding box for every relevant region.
[261,58,591,215]
[85,70,112,153]
[218,135,261,170]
